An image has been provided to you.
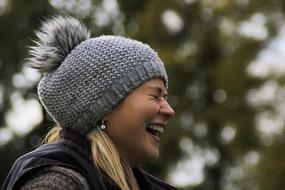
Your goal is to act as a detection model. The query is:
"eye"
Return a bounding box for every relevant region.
[151,95,160,99]
[150,94,168,101]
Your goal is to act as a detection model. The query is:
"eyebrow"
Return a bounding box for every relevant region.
[147,86,168,96]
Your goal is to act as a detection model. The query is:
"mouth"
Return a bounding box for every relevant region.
[145,124,165,139]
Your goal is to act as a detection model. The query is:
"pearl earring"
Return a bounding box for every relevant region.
[100,120,106,130]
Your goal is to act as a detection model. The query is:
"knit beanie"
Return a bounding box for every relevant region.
[27,16,168,135]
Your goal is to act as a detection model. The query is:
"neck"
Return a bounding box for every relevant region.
[121,157,140,190]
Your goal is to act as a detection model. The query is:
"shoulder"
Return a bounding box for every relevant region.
[141,169,178,190]
[17,166,90,190]
[133,167,177,190]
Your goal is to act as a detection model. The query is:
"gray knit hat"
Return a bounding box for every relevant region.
[27,16,168,135]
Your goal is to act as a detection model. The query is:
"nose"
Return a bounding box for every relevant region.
[159,100,175,119]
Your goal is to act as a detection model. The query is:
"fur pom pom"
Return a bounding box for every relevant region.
[27,16,90,73]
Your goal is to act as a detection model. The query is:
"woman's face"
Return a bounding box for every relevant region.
[105,79,175,166]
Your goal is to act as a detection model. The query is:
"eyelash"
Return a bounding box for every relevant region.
[151,95,168,100]
[151,95,159,99]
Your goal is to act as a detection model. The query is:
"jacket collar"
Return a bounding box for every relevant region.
[58,128,177,190]
[58,128,93,162]
[133,167,178,190]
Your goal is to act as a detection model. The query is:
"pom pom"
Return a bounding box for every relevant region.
[27,16,90,73]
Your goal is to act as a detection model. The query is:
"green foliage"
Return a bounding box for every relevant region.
[1,0,285,189]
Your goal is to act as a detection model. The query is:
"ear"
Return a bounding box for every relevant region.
[102,113,111,121]
[101,104,121,123]
[102,106,118,120]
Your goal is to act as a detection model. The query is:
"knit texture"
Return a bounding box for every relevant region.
[38,36,167,135]
[18,166,89,190]
[29,16,168,135]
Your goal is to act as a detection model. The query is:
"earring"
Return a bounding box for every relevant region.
[100,120,106,130]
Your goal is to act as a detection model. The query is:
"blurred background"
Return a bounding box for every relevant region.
[1,0,285,189]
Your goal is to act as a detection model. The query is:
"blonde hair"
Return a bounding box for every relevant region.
[44,126,139,190]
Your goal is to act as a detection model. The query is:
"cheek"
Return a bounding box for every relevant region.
[126,100,160,124]
[106,112,145,151]
[106,97,160,139]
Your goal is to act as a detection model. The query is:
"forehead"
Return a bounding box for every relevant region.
[112,78,167,110]
[140,79,167,93]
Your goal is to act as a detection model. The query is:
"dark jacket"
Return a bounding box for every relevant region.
[2,130,177,190]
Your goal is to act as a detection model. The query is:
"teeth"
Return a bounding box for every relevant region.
[146,125,164,134]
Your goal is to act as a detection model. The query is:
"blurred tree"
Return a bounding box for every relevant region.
[0,0,55,183]
[1,0,285,190]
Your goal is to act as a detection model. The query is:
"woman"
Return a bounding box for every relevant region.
[2,15,176,190]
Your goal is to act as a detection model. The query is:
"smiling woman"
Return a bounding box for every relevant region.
[106,79,174,167]
[1,15,176,190]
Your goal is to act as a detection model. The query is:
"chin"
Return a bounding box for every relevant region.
[146,150,160,161]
